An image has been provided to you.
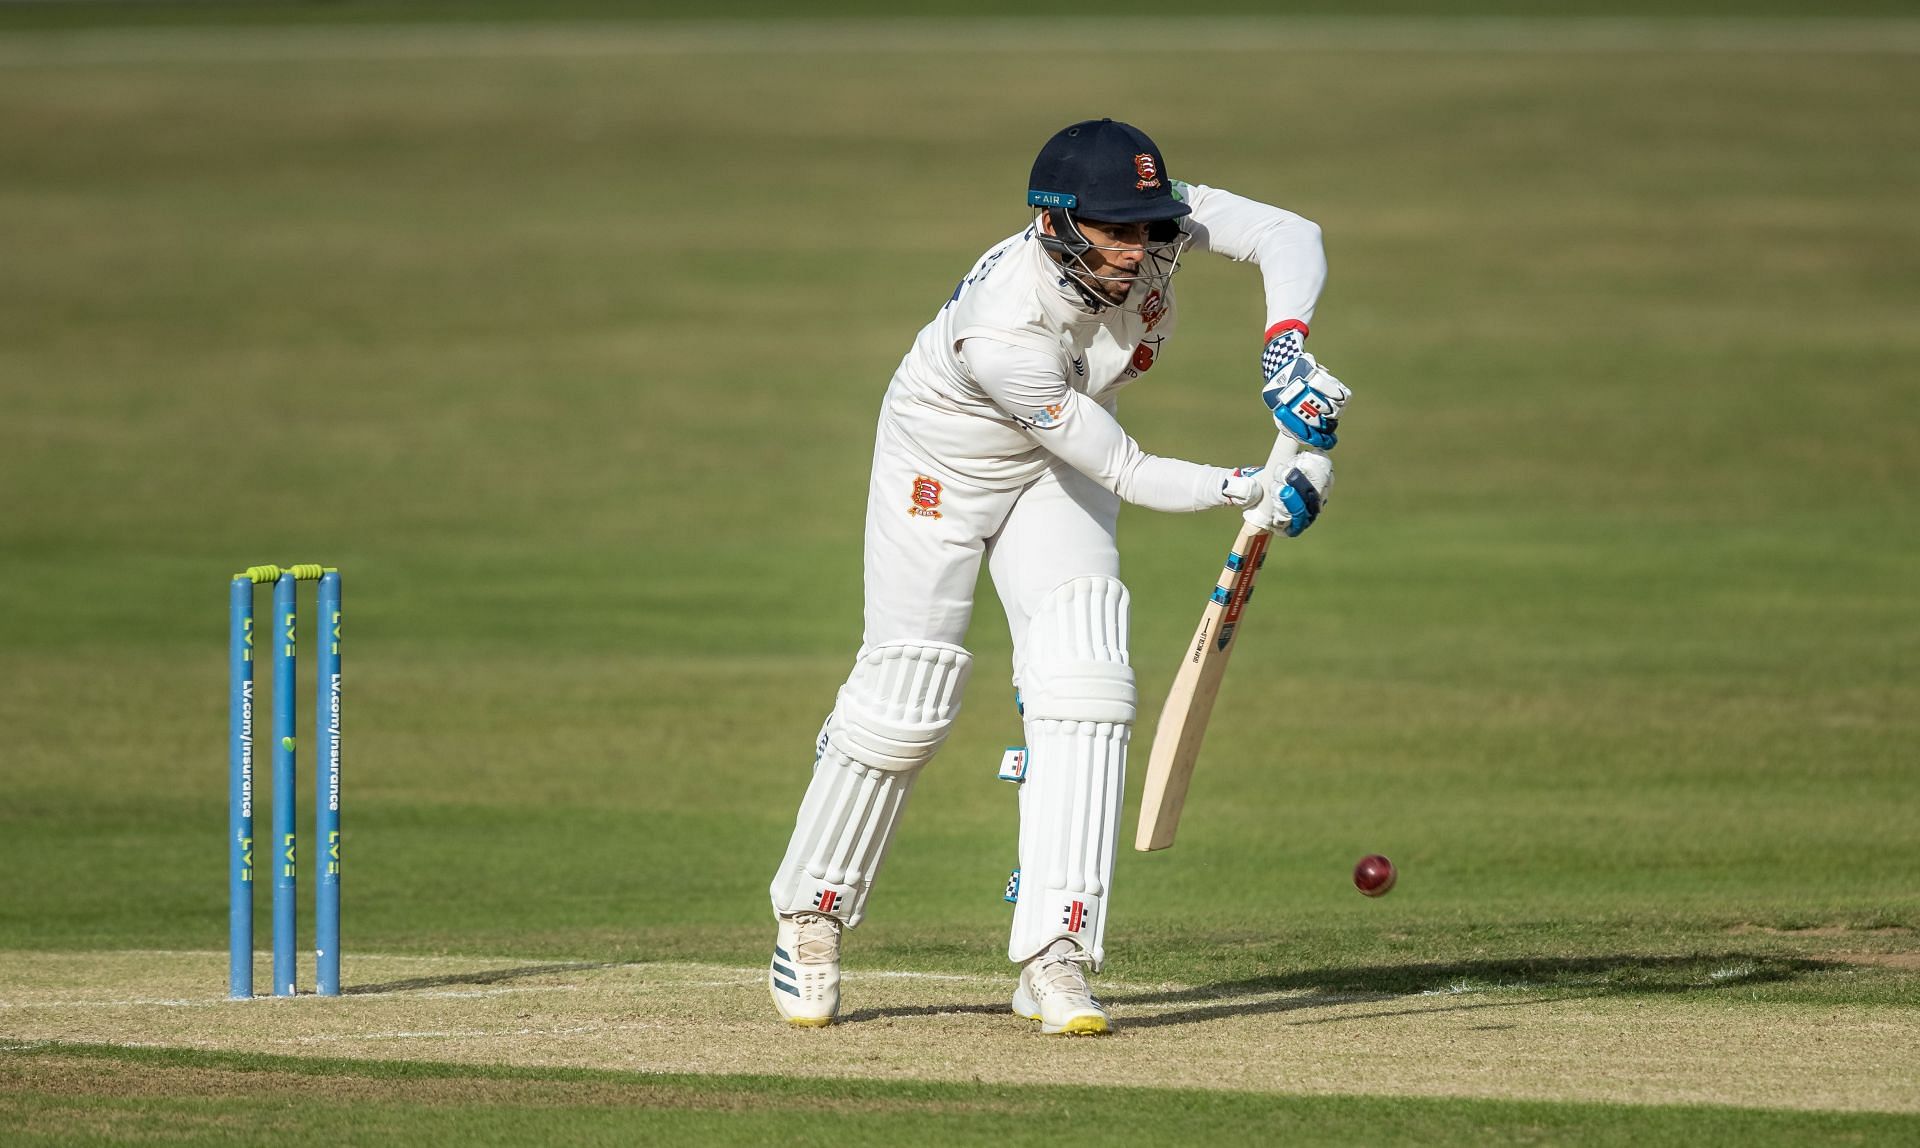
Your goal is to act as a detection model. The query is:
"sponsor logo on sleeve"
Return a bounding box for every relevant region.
[1130,342,1156,374]
[1026,402,1067,429]
[909,476,944,518]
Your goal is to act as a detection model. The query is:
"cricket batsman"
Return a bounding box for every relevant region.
[767,119,1350,1034]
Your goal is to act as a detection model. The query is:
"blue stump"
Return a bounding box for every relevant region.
[315,570,342,996]
[227,576,256,999]
[272,572,298,996]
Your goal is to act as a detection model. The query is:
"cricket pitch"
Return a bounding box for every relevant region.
[2,950,1914,1114]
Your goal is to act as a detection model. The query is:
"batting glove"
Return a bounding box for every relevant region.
[1222,453,1335,537]
[1262,351,1350,451]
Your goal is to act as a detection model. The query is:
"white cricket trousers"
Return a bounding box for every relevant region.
[864,415,1120,663]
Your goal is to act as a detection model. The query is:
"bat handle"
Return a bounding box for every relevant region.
[1263,433,1302,474]
[1241,435,1304,533]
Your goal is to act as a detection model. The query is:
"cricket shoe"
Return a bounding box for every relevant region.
[769,913,841,1027]
[1012,939,1110,1035]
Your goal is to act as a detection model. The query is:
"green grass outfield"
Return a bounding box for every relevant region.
[5,1044,1917,1148]
[2,3,1917,1143]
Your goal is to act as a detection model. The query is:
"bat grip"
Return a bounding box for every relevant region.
[1263,433,1302,474]
[1241,435,1303,535]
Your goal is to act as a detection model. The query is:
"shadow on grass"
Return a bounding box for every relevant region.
[1101,952,1835,1030]
[838,953,1831,1028]
[1129,989,1582,1031]
[345,962,616,995]
[1111,952,1831,1003]
[838,1002,1010,1024]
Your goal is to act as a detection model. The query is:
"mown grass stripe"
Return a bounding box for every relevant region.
[4,1042,1918,1148]
[2,17,1920,70]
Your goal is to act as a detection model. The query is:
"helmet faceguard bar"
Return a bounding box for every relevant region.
[1039,207,1190,310]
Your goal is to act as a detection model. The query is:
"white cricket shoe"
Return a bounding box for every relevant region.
[769,913,841,1027]
[1012,939,1110,1035]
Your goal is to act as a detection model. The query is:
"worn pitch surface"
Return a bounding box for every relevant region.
[3,952,1916,1114]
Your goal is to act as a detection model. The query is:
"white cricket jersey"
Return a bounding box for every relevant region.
[878,181,1327,511]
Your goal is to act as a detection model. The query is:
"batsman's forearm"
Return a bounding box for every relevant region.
[1114,454,1239,512]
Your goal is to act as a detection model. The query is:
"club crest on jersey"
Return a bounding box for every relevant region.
[1133,153,1162,190]
[909,476,943,518]
[1138,289,1166,331]
[1061,900,1088,933]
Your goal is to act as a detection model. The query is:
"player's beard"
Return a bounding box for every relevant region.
[1050,241,1151,309]
[1094,272,1135,305]
[1066,263,1135,306]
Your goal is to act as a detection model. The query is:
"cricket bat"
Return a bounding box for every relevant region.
[1135,434,1300,851]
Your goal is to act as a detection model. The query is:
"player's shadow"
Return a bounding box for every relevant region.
[837,1002,1011,1024]
[344,962,616,995]
[1103,952,1834,1030]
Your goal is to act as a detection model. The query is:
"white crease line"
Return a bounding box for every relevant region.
[862,970,1004,982]
[700,965,1172,991]
[1416,981,1563,997]
[391,985,583,1000]
[279,1024,606,1043]
[0,998,232,1010]
[20,949,614,968]
[31,949,533,963]
[1,18,1917,69]
[0,984,584,1009]
[1124,990,1374,1010]
[0,955,1206,1003]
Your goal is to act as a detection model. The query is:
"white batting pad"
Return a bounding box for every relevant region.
[771,641,973,926]
[1010,577,1135,968]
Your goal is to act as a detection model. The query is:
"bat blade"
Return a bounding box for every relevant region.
[1134,522,1273,852]
[1135,433,1299,853]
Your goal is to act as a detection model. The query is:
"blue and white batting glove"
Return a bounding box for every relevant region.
[1223,454,1335,537]
[1261,350,1350,451]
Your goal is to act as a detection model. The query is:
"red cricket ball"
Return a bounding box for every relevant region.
[1353,854,1396,897]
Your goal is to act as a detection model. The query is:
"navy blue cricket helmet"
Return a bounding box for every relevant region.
[1027,118,1190,224]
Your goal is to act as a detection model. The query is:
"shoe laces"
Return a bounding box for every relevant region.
[1030,943,1096,1001]
[791,913,841,964]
